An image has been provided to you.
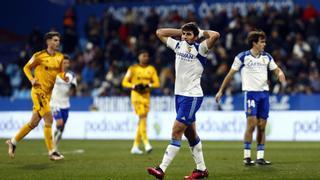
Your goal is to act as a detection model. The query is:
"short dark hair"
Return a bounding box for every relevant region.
[44,31,61,41]
[63,54,71,60]
[138,49,149,55]
[247,30,266,46]
[181,22,199,36]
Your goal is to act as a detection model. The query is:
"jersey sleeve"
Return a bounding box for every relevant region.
[23,54,40,81]
[166,37,179,51]
[198,41,209,57]
[122,66,134,88]
[150,66,160,88]
[66,72,77,86]
[268,58,278,71]
[231,56,243,71]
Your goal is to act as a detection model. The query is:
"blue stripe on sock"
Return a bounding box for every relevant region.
[170,139,181,147]
[257,144,265,151]
[188,137,200,147]
[244,142,251,149]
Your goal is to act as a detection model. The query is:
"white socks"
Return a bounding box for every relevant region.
[244,149,251,158]
[159,144,180,172]
[190,141,206,171]
[257,150,264,159]
[11,138,17,145]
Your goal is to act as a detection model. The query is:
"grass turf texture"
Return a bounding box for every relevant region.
[0,140,319,179]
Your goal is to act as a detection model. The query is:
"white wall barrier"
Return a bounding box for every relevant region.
[1,111,320,141]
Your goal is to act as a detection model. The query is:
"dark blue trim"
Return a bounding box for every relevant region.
[175,41,181,50]
[188,136,200,147]
[244,142,251,149]
[262,51,273,61]
[236,50,250,63]
[194,43,207,68]
[236,50,249,72]
[170,139,181,147]
[257,144,265,151]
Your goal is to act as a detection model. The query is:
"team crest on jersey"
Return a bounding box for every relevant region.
[187,46,191,52]
[247,108,251,114]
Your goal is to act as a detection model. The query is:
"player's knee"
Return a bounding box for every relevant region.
[187,136,200,147]
[246,125,255,133]
[57,125,64,132]
[140,128,146,133]
[172,129,184,139]
[28,121,39,129]
[257,125,266,132]
[139,115,147,120]
[44,121,52,127]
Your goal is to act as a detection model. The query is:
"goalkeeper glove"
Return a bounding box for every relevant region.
[134,83,146,92]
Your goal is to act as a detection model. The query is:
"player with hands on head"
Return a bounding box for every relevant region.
[147,22,220,179]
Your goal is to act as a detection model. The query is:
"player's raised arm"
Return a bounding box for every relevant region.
[200,29,220,49]
[156,28,182,44]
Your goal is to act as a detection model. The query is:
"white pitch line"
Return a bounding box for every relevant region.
[39,149,85,155]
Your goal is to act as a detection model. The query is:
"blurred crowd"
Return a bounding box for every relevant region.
[0,3,319,98]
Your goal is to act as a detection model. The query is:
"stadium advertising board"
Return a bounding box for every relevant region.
[1,111,319,141]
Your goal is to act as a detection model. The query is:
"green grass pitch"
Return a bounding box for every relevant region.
[0,139,319,179]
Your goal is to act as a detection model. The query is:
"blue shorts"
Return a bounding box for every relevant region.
[175,95,203,126]
[52,108,69,124]
[244,91,269,120]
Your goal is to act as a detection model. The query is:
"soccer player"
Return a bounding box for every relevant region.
[6,31,65,161]
[147,22,220,179]
[122,50,160,154]
[50,55,77,152]
[215,30,286,166]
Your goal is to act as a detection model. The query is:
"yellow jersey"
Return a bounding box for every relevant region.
[122,64,160,102]
[23,50,64,95]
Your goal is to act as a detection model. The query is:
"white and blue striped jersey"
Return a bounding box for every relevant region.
[166,37,209,97]
[50,72,77,109]
[231,50,278,91]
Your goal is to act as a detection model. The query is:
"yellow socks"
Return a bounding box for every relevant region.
[133,124,142,147]
[14,123,33,142]
[44,124,54,152]
[139,117,150,146]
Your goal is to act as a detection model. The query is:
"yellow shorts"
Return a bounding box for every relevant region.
[132,101,149,116]
[31,89,51,117]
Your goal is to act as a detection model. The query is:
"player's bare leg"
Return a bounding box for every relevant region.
[184,123,208,179]
[255,118,271,165]
[43,112,64,161]
[243,116,257,166]
[6,112,41,158]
